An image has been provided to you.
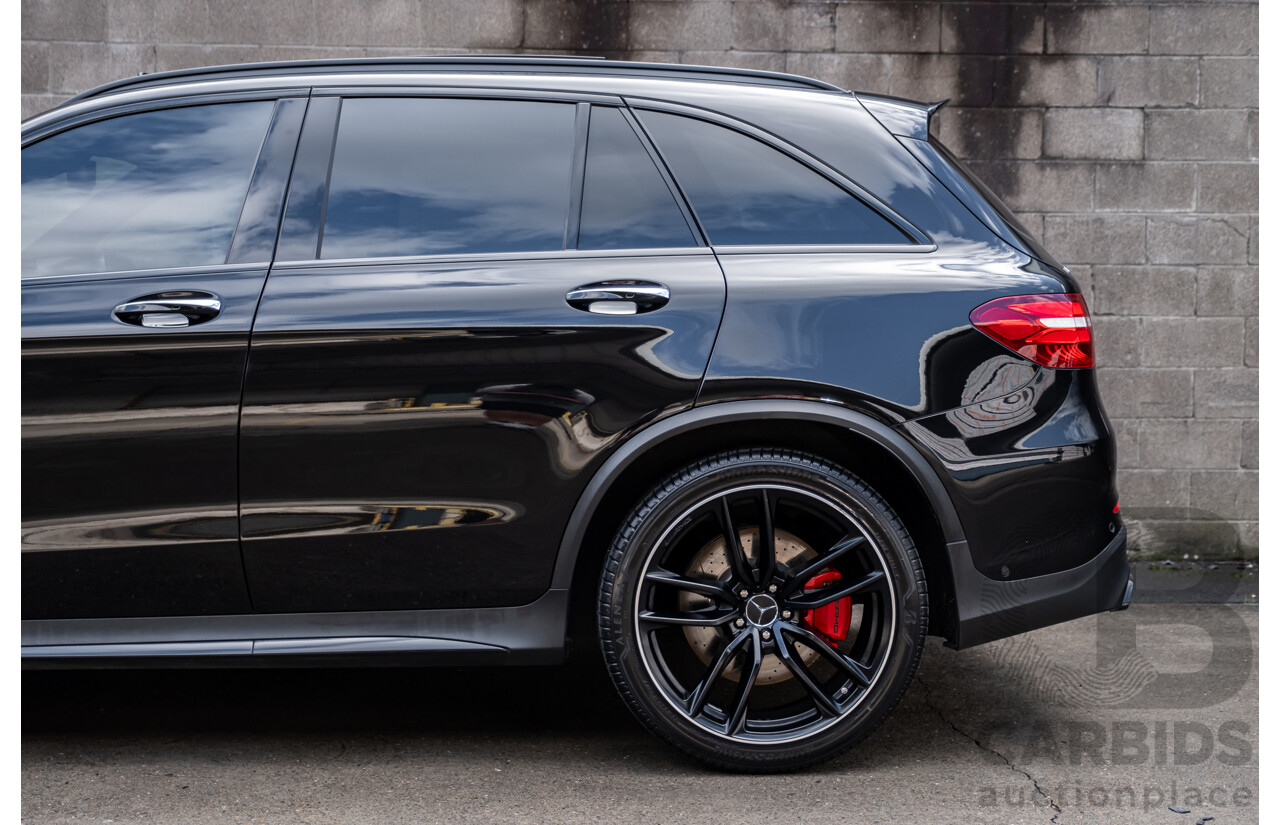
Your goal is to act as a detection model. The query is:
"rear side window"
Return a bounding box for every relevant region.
[637,111,911,247]
[321,98,576,259]
[577,107,697,250]
[22,101,274,278]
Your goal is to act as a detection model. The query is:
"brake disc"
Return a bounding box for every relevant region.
[678,527,820,685]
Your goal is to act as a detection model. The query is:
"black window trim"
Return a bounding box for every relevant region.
[622,97,935,253]
[20,92,304,284]
[565,102,590,250]
[227,97,309,265]
[579,104,709,250]
[275,95,341,262]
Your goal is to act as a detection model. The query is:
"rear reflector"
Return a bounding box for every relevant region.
[969,293,1094,369]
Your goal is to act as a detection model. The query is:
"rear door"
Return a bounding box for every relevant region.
[239,93,725,613]
[22,96,305,618]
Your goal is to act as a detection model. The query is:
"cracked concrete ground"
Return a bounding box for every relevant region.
[23,572,1257,825]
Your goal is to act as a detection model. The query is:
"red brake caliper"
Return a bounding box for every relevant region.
[802,570,851,648]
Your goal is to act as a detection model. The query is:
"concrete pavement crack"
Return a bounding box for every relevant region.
[917,674,1062,823]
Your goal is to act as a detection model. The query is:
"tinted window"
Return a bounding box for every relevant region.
[321,98,576,259]
[638,111,911,246]
[578,107,697,250]
[22,101,274,278]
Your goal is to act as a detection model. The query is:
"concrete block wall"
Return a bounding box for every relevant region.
[21,0,1259,557]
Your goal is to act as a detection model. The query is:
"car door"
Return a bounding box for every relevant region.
[21,96,305,619]
[238,93,726,613]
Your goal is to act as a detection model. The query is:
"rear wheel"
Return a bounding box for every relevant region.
[597,448,927,771]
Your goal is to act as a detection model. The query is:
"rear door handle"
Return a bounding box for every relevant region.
[112,291,222,328]
[566,281,670,316]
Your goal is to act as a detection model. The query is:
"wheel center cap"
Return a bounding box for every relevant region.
[744,594,779,627]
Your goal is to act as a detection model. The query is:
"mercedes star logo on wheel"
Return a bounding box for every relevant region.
[745,594,780,627]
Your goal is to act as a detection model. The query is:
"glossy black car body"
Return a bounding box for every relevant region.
[22,57,1131,769]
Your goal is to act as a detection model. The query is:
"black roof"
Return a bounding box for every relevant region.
[65,55,847,105]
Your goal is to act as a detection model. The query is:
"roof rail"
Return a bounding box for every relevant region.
[64,55,847,105]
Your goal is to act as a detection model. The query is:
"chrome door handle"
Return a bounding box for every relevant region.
[566,281,670,315]
[112,292,222,328]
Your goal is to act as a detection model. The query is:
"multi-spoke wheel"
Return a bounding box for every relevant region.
[598,448,927,771]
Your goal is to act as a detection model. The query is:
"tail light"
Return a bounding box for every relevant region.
[969,293,1094,369]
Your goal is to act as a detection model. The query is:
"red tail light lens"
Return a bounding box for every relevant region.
[969,293,1094,369]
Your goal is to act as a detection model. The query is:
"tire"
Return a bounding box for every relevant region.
[597,448,927,771]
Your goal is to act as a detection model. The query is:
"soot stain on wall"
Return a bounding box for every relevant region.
[523,0,630,55]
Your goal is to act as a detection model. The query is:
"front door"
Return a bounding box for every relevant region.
[21,97,304,619]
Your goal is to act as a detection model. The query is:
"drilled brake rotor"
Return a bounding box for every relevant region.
[679,528,821,685]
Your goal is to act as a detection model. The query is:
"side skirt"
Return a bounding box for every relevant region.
[22,589,570,669]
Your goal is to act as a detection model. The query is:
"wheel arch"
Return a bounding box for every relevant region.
[556,400,965,649]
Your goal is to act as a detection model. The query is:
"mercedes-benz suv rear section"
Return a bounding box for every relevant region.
[21,57,1130,771]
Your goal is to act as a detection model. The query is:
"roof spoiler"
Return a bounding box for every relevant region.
[855,93,949,141]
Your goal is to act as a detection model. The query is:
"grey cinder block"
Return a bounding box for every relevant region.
[21,0,108,42]
[1139,318,1244,367]
[941,3,1042,56]
[107,0,213,44]
[1147,110,1252,161]
[967,160,1094,212]
[734,0,834,53]
[1148,216,1249,265]
[1117,469,1190,509]
[890,54,996,107]
[1097,57,1198,109]
[1098,369,1193,419]
[996,56,1097,107]
[46,42,156,96]
[1197,266,1259,317]
[784,53,891,93]
[1139,419,1242,469]
[207,0,318,46]
[1193,368,1258,419]
[1092,316,1142,368]
[1044,108,1144,160]
[1044,215,1147,265]
[21,42,48,95]
[932,107,1042,160]
[1096,162,1196,212]
[1150,4,1258,56]
[1242,421,1258,470]
[837,2,940,54]
[1198,162,1258,213]
[1046,5,1149,55]
[630,1,732,51]
[1200,57,1259,108]
[1190,471,1258,520]
[317,0,421,48]
[421,0,522,48]
[1092,265,1196,317]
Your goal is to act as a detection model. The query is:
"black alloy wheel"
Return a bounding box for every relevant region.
[598,448,927,771]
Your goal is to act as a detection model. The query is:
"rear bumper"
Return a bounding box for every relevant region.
[946,524,1130,649]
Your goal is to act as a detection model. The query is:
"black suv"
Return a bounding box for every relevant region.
[21,57,1131,771]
